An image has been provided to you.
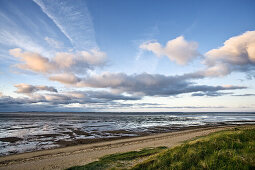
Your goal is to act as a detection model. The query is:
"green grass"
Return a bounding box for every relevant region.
[67,126,255,170]
[67,146,167,170]
[133,126,255,170]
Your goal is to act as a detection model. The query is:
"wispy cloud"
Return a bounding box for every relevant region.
[33,0,97,50]
[0,9,51,58]
[44,37,63,49]
[0,31,46,55]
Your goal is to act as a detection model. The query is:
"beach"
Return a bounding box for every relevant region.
[1,112,255,156]
[1,0,254,169]
[0,124,242,170]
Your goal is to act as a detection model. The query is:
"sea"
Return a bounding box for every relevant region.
[0,112,255,156]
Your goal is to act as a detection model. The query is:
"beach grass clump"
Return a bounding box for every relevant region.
[133,126,255,170]
[67,146,167,170]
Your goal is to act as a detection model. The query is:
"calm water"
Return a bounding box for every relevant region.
[0,112,255,156]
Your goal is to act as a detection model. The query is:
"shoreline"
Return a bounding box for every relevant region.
[2,121,254,157]
[0,124,248,170]
[1,112,255,157]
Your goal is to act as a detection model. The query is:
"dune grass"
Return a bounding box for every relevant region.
[67,146,167,170]
[133,126,255,170]
[67,126,255,170]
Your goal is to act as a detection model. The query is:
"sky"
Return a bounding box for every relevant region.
[0,0,255,112]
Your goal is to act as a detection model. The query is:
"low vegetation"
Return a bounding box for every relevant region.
[67,146,167,170]
[133,126,255,170]
[68,126,255,170]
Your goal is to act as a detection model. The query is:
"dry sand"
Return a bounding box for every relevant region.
[0,125,238,170]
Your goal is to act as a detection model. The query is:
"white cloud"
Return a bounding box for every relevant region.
[140,36,199,65]
[9,48,107,74]
[203,31,255,76]
[79,49,107,65]
[49,73,81,85]
[10,48,53,73]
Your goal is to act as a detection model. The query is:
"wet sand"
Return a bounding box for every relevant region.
[0,124,242,170]
[2,112,255,156]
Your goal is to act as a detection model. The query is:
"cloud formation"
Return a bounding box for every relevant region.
[49,72,246,97]
[33,0,97,50]
[10,48,107,74]
[7,29,255,112]
[0,86,142,112]
[192,91,233,97]
[232,93,255,97]
[15,83,58,94]
[44,37,63,49]
[139,31,255,78]
[140,36,199,65]
[0,78,245,111]
[203,31,255,77]
[49,73,81,85]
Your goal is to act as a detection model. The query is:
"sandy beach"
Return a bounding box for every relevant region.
[0,125,241,170]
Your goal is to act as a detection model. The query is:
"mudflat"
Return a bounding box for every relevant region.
[0,125,239,170]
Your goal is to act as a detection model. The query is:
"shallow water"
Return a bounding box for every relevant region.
[0,112,255,156]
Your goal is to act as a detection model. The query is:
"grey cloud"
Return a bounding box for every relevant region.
[192,92,233,97]
[84,91,141,101]
[0,88,142,111]
[42,90,141,105]
[50,72,245,97]
[88,102,227,110]
[0,91,234,112]
[0,95,46,109]
[139,106,227,109]
[232,94,255,97]
[15,83,58,94]
[0,95,139,112]
[0,95,81,112]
